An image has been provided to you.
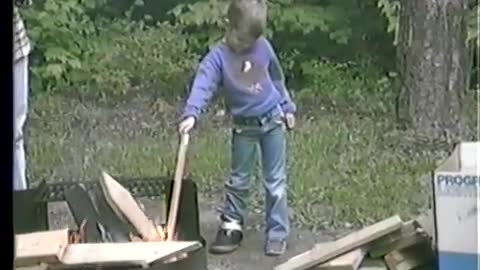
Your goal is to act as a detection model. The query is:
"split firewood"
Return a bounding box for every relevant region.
[91,187,134,242]
[100,171,160,241]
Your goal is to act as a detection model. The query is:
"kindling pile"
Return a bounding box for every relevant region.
[14,172,201,269]
[275,142,480,270]
[274,213,436,270]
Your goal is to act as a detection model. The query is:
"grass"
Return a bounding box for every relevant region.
[25,92,458,231]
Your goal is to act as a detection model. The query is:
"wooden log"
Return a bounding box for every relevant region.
[274,215,403,270]
[314,247,367,270]
[100,171,160,241]
[15,229,69,267]
[383,242,434,270]
[58,241,201,267]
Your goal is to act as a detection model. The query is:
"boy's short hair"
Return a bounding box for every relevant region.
[226,0,267,41]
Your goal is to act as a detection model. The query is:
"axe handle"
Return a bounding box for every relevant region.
[166,133,190,241]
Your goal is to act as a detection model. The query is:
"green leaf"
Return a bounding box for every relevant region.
[45,64,65,79]
[44,47,70,62]
[69,59,82,69]
[134,0,144,6]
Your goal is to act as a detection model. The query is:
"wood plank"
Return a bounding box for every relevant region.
[58,241,201,266]
[166,133,189,241]
[358,267,387,270]
[274,215,403,270]
[91,187,134,242]
[15,229,69,267]
[383,242,434,270]
[15,264,48,270]
[414,211,435,239]
[100,171,160,241]
[368,221,425,258]
[368,231,426,259]
[315,247,367,270]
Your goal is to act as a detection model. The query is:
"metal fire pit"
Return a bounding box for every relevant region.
[13,177,208,270]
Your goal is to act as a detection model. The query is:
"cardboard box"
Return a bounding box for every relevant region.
[433,142,480,270]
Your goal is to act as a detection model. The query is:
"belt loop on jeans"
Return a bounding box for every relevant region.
[233,106,280,126]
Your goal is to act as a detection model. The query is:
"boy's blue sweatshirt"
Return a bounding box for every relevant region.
[181,37,296,120]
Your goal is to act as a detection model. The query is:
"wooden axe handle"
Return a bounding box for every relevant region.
[166,134,190,241]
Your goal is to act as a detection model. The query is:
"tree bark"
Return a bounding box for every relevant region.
[402,0,468,140]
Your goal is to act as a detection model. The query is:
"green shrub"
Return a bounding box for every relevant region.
[22,0,197,101]
[70,19,197,100]
[21,0,102,94]
[297,59,397,114]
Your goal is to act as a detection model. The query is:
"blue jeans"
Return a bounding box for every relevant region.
[221,108,289,241]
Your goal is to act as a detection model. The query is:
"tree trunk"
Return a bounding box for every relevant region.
[402,0,468,140]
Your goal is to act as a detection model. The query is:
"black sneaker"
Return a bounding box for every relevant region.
[209,228,243,254]
[265,239,287,256]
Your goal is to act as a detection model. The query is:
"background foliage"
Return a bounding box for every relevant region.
[19,0,479,227]
[21,0,478,104]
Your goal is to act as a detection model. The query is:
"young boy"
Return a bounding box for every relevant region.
[178,0,296,256]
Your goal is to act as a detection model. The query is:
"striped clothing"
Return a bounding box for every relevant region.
[13,6,31,62]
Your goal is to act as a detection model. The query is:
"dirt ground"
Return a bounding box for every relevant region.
[33,95,440,269]
[48,192,335,270]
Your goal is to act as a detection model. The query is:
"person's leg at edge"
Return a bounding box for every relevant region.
[260,121,289,256]
[209,127,258,254]
[13,56,29,191]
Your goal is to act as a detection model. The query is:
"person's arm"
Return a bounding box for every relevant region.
[181,49,222,121]
[264,39,297,114]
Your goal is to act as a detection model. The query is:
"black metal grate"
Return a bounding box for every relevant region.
[14,178,209,270]
[35,177,168,202]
